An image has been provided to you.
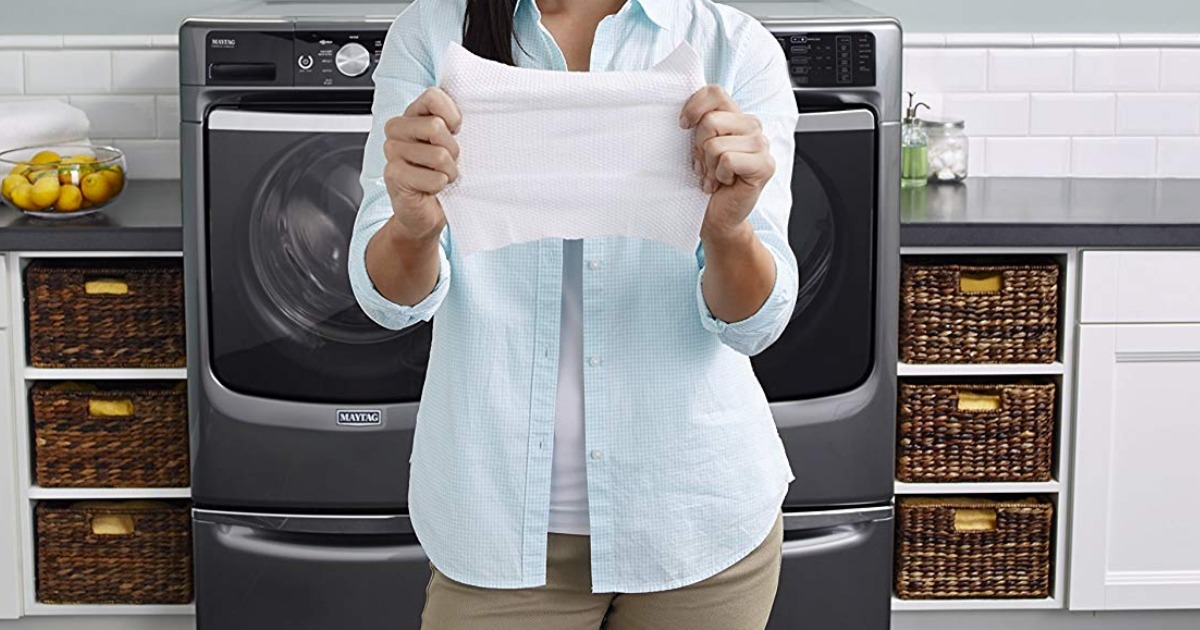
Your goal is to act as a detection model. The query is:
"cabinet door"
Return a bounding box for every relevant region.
[1071,324,1200,610]
[0,331,19,619]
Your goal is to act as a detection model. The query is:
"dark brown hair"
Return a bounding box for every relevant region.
[463,0,519,65]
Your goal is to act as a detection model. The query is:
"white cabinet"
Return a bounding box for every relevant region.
[0,330,20,619]
[1071,251,1200,611]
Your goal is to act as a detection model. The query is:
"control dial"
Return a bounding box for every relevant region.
[335,42,371,77]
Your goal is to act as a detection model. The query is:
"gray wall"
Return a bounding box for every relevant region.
[4,0,1200,35]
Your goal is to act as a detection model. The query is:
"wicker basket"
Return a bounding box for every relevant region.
[895,496,1053,599]
[900,262,1060,364]
[897,382,1055,483]
[36,500,193,605]
[32,382,189,488]
[26,259,185,369]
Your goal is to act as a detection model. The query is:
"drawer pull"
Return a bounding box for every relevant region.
[88,398,134,418]
[959,271,1003,293]
[953,508,997,532]
[84,277,128,295]
[956,390,1002,412]
[91,514,135,536]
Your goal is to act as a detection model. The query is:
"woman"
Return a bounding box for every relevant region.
[349,0,800,627]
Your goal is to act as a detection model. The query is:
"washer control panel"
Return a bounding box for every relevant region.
[295,30,385,86]
[205,29,385,87]
[776,32,876,87]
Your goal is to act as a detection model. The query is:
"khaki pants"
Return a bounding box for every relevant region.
[421,512,783,630]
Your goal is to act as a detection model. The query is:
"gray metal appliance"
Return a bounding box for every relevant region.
[180,1,899,628]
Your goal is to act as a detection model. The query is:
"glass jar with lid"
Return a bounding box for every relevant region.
[923,117,968,182]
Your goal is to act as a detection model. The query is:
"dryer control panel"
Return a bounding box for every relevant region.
[205,28,386,87]
[776,32,876,88]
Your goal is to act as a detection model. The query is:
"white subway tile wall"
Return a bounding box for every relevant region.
[902,41,1200,177]
[0,35,1198,179]
[1,38,178,177]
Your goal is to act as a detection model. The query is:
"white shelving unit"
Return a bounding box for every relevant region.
[5,251,194,617]
[893,246,1078,612]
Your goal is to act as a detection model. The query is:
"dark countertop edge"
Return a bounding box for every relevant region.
[0,229,182,252]
[901,223,1200,248]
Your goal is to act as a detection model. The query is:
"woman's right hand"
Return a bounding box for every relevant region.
[382,87,462,242]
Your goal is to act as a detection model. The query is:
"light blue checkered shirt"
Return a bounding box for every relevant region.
[349,0,799,593]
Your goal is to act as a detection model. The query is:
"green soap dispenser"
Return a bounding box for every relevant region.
[901,91,931,189]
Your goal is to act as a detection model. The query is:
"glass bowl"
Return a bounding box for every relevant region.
[0,145,126,219]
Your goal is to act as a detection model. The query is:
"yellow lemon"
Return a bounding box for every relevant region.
[56,184,83,212]
[80,172,113,204]
[27,166,56,184]
[99,168,124,194]
[31,176,60,209]
[81,198,94,209]
[64,154,95,164]
[2,174,27,200]
[30,150,62,165]
[59,166,85,186]
[10,183,37,211]
[10,163,31,178]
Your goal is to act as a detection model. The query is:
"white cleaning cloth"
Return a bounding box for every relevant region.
[437,41,709,257]
[0,100,91,153]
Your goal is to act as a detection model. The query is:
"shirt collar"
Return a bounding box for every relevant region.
[514,0,675,31]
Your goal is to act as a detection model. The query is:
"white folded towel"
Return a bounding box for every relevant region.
[436,41,709,257]
[0,100,91,154]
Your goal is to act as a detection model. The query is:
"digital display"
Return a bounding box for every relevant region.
[776,32,876,88]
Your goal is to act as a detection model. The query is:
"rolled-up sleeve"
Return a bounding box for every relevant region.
[349,0,452,330]
[696,22,800,356]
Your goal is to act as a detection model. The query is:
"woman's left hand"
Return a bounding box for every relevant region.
[680,85,776,239]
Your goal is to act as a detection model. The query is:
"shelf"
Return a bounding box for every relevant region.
[24,367,187,380]
[23,602,195,616]
[892,596,1060,611]
[895,481,1060,495]
[898,362,1064,377]
[28,486,191,500]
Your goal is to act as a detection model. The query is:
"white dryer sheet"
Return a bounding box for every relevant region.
[436,41,710,257]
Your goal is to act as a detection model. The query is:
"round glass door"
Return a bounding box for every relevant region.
[206,113,430,403]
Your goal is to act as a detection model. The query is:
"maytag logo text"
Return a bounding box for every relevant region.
[336,409,382,426]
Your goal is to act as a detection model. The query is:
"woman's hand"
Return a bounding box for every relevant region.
[366,87,461,307]
[679,85,776,241]
[382,87,463,242]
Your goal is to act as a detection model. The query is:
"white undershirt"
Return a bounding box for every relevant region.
[548,239,590,535]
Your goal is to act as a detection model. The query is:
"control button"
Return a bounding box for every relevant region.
[791,66,810,75]
[590,450,603,460]
[789,45,810,54]
[789,35,806,44]
[795,76,810,85]
[335,42,371,77]
[588,356,603,367]
[297,54,314,70]
[588,260,601,270]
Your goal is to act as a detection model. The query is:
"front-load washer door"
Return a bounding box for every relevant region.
[754,106,895,508]
[205,107,430,404]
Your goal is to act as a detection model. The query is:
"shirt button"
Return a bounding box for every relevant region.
[591,450,603,460]
[588,260,601,270]
[588,356,602,367]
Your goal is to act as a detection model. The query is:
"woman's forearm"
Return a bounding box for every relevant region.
[699,221,776,323]
[365,216,443,307]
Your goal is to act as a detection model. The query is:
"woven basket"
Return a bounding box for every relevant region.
[36,500,193,605]
[32,382,189,488]
[900,262,1060,364]
[897,382,1055,483]
[895,496,1053,599]
[26,260,186,369]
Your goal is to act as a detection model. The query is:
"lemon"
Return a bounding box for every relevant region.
[10,163,31,178]
[99,168,124,194]
[30,150,61,165]
[27,166,57,184]
[10,183,37,211]
[2,174,27,200]
[68,154,97,163]
[31,176,60,209]
[59,166,84,186]
[56,184,83,212]
[80,172,113,204]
